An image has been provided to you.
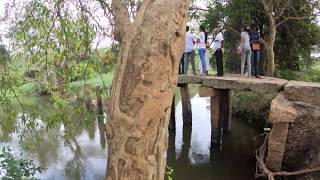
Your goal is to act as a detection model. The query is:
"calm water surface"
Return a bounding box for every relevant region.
[0,95,260,180]
[167,94,260,180]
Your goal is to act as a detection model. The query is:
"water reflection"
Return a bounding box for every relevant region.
[0,97,107,180]
[1,94,260,180]
[167,94,260,180]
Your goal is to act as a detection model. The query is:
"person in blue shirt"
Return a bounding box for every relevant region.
[249,26,261,78]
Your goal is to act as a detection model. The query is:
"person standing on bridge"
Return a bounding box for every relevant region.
[184,26,197,75]
[239,26,252,77]
[211,28,224,76]
[249,25,261,78]
[197,25,208,76]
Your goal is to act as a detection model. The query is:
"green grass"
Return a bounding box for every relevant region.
[300,61,320,82]
[10,71,114,98]
[68,71,114,94]
[275,61,320,83]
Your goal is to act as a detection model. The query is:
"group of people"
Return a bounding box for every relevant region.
[180,25,261,78]
[239,26,261,78]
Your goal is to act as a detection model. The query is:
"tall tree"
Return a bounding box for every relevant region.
[261,0,318,76]
[106,0,189,179]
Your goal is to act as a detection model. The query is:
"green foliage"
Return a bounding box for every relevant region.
[0,45,10,63]
[204,0,320,74]
[165,166,174,180]
[9,0,97,94]
[275,61,320,83]
[0,147,42,179]
[274,7,320,71]
[98,45,119,74]
[233,91,276,127]
[69,62,95,82]
[301,64,320,82]
[274,69,298,80]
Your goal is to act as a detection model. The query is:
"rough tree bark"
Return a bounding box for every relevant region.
[106,0,189,179]
[111,0,131,43]
[262,0,277,77]
[264,25,276,77]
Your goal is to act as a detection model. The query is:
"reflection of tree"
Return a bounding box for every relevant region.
[0,97,102,179]
[0,104,18,142]
[178,126,192,162]
[65,138,83,180]
[166,131,176,163]
[97,116,106,149]
[21,127,60,166]
[87,121,96,140]
[167,126,193,179]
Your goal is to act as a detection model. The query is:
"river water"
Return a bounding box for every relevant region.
[0,94,260,180]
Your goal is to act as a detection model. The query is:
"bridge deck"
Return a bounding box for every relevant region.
[178,74,288,93]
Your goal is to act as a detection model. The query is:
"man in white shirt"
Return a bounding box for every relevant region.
[184,26,196,75]
[211,28,224,76]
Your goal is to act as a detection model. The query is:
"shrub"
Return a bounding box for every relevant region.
[0,147,42,179]
[233,91,276,127]
[69,63,95,82]
[274,69,298,80]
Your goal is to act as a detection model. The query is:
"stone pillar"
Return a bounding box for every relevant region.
[266,93,297,171]
[168,95,176,131]
[199,86,233,145]
[180,84,192,125]
[266,122,289,171]
[220,89,232,134]
[210,95,220,145]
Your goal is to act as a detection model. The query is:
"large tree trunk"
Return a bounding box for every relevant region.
[265,25,276,77]
[262,0,277,77]
[106,0,189,179]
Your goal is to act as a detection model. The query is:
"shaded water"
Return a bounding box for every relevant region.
[0,94,260,179]
[167,94,260,180]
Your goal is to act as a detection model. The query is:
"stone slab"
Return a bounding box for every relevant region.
[199,86,218,97]
[284,81,320,107]
[178,74,288,93]
[269,92,298,123]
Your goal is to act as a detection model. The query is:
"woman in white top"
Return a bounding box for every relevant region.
[239,27,252,77]
[197,25,208,75]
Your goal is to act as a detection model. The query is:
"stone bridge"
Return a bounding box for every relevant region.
[170,74,320,175]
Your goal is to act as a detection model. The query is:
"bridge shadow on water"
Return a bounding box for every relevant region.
[167,94,261,180]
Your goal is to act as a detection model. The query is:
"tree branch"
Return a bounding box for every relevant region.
[224,25,240,34]
[189,6,209,12]
[276,15,309,27]
[275,0,291,20]
[111,0,131,43]
[261,0,275,26]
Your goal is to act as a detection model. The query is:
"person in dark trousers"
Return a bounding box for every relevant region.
[249,26,261,78]
[179,53,185,74]
[211,28,224,76]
